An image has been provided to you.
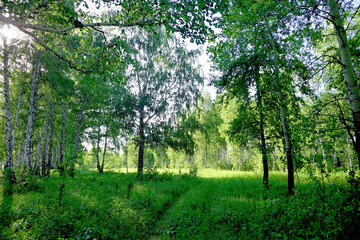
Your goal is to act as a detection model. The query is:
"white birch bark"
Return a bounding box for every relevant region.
[326,0,360,167]
[34,126,44,175]
[12,90,23,151]
[23,50,40,169]
[266,23,295,195]
[3,38,16,187]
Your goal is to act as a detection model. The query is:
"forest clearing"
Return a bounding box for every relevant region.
[1,169,359,239]
[1,0,360,239]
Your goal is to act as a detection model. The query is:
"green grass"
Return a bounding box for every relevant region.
[0,169,359,239]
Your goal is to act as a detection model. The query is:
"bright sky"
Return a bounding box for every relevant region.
[186,39,217,100]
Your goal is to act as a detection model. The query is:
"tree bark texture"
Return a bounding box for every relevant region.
[326,0,360,168]
[3,39,16,193]
[12,90,23,151]
[23,50,40,169]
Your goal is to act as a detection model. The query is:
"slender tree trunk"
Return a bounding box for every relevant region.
[138,110,145,177]
[267,25,295,195]
[59,104,66,175]
[46,103,55,177]
[255,66,269,189]
[326,0,360,168]
[41,104,51,176]
[23,50,40,169]
[3,39,16,194]
[55,139,60,168]
[18,124,25,166]
[34,121,45,175]
[13,118,22,164]
[12,90,23,151]
[272,43,295,195]
[100,130,108,174]
[96,121,101,173]
[69,101,86,177]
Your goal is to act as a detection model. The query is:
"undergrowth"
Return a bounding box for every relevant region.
[0,169,359,239]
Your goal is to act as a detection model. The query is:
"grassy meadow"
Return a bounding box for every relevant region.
[0,169,359,239]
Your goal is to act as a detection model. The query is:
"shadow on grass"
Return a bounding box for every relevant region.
[0,192,13,230]
[1,170,355,239]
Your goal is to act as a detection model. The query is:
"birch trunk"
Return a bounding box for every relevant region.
[267,25,295,195]
[3,39,16,193]
[96,121,101,173]
[13,119,22,165]
[18,124,25,166]
[100,130,108,174]
[137,109,145,177]
[12,90,23,151]
[23,50,40,169]
[34,122,45,175]
[46,103,55,177]
[326,0,360,168]
[69,101,86,177]
[59,104,66,175]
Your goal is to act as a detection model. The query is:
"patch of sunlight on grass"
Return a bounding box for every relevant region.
[198,169,264,179]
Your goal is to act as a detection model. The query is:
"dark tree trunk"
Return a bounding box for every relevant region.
[100,129,108,174]
[137,111,145,177]
[255,65,269,189]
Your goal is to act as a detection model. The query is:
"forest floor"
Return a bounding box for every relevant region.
[0,169,359,239]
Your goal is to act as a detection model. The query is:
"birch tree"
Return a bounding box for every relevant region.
[125,27,203,177]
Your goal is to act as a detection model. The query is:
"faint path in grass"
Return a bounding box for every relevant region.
[149,177,220,239]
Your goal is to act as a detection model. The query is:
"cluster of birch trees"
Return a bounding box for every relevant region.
[1,0,360,197]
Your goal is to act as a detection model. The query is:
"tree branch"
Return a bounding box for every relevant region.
[0,14,157,34]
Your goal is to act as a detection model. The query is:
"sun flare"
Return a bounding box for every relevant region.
[0,25,23,42]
